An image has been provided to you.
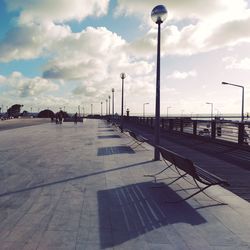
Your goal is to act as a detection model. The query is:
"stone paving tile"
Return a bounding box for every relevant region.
[0,119,250,250]
[36,230,77,250]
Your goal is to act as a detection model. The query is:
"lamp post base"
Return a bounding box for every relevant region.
[154,148,160,161]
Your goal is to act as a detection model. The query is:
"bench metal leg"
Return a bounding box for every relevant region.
[164,179,226,204]
[144,162,173,180]
[131,142,148,150]
[193,179,226,204]
[167,173,187,185]
[164,185,211,203]
[150,173,187,186]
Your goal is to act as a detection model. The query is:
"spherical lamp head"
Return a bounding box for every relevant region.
[112,88,114,92]
[120,73,126,79]
[151,5,168,24]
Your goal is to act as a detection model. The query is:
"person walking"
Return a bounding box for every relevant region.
[58,112,63,124]
[74,112,78,124]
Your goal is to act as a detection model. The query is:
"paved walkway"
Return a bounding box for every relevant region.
[124,122,250,202]
[0,118,50,131]
[0,119,250,249]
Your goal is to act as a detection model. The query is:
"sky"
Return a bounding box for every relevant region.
[0,0,250,116]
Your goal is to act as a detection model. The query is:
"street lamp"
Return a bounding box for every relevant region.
[143,103,149,117]
[112,88,115,119]
[78,105,81,117]
[105,99,108,116]
[222,81,245,122]
[167,106,171,118]
[206,102,213,121]
[91,104,93,116]
[120,72,126,132]
[151,5,168,160]
[108,95,111,116]
[101,102,103,116]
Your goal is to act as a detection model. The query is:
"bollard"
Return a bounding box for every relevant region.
[238,123,244,144]
[211,121,216,139]
[217,126,222,137]
[193,120,197,136]
[180,119,183,133]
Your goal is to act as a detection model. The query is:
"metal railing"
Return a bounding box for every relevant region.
[123,116,250,147]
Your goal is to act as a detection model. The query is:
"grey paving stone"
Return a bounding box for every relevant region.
[0,119,250,250]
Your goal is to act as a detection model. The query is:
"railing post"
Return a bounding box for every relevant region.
[150,118,153,129]
[180,119,183,133]
[193,120,197,135]
[238,123,244,144]
[169,119,173,131]
[161,118,164,129]
[211,120,216,139]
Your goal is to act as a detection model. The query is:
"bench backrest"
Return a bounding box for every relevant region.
[128,131,137,139]
[157,145,198,178]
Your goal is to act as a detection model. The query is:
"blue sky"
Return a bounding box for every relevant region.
[0,0,250,116]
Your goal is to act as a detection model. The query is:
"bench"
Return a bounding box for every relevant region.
[145,145,229,202]
[127,130,149,149]
[112,123,129,134]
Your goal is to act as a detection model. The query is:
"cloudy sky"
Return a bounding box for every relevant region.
[0,0,250,116]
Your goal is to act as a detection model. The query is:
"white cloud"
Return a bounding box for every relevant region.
[0,75,7,84]
[128,13,250,57]
[4,72,59,97]
[42,26,126,80]
[40,26,155,99]
[0,21,155,103]
[2,0,250,114]
[115,0,248,23]
[6,0,109,24]
[223,56,250,70]
[167,70,197,80]
[119,0,250,57]
[0,22,71,62]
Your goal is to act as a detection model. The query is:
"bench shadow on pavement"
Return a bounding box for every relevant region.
[98,135,121,139]
[97,146,135,156]
[98,129,114,132]
[98,181,206,249]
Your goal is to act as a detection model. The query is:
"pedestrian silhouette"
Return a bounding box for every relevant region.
[58,112,63,124]
[74,113,78,124]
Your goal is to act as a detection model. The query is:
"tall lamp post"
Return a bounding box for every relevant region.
[151,5,168,160]
[101,102,103,116]
[91,104,93,116]
[222,81,245,122]
[112,88,115,120]
[143,103,149,117]
[105,99,108,116]
[120,73,126,132]
[206,102,213,121]
[78,105,81,117]
[108,95,111,116]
